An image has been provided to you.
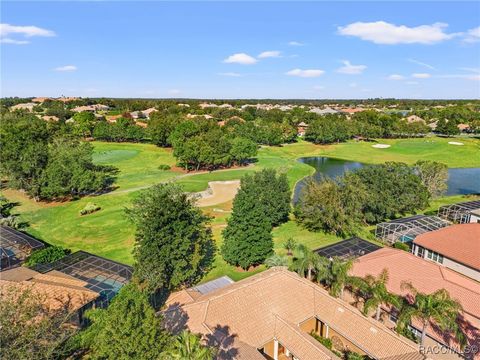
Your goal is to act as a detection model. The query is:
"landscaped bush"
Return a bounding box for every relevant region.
[80,203,101,216]
[393,241,410,252]
[25,246,70,267]
[158,164,171,170]
[310,331,333,349]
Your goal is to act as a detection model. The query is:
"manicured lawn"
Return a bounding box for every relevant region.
[3,137,479,281]
[315,137,480,168]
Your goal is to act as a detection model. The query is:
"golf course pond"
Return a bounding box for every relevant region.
[293,157,480,202]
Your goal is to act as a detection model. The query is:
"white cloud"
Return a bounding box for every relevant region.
[0,38,29,45]
[0,23,56,37]
[54,65,77,72]
[223,53,257,65]
[387,74,405,80]
[412,73,431,78]
[437,73,480,81]
[286,68,325,78]
[218,72,242,77]
[258,50,281,59]
[0,23,55,45]
[338,21,455,44]
[408,58,435,70]
[337,60,367,74]
[168,89,181,95]
[313,85,325,90]
[288,41,304,46]
[463,26,480,43]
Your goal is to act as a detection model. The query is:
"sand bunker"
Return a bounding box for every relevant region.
[448,141,464,146]
[372,144,391,149]
[195,180,241,207]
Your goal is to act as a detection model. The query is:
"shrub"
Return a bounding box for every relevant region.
[158,164,171,171]
[310,331,333,349]
[80,203,101,216]
[25,246,70,267]
[393,241,410,252]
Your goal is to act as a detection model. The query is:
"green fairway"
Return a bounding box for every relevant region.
[316,137,480,168]
[4,137,479,280]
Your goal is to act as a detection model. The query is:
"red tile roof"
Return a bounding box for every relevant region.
[413,224,480,270]
[351,248,480,354]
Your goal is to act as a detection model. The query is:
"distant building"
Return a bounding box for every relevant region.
[310,107,338,115]
[406,115,425,124]
[412,223,480,281]
[297,121,309,136]
[10,103,36,112]
[32,97,52,103]
[72,104,109,112]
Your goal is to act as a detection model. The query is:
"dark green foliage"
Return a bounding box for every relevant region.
[305,115,351,144]
[436,118,460,136]
[393,242,410,251]
[296,162,429,235]
[310,331,333,349]
[72,111,97,137]
[352,162,430,223]
[148,113,179,147]
[93,118,145,142]
[0,114,50,198]
[39,138,116,200]
[223,172,289,269]
[295,176,367,236]
[221,169,289,269]
[25,246,70,267]
[77,284,172,359]
[80,202,101,215]
[158,164,172,170]
[229,137,258,165]
[126,183,215,292]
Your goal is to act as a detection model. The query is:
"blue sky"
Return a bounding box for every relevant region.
[1,1,479,99]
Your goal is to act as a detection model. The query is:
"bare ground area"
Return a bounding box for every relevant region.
[195,180,241,207]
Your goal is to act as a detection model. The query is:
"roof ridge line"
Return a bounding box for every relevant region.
[283,271,421,350]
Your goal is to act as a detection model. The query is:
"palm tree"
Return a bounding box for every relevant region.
[397,282,466,347]
[318,257,355,298]
[162,330,216,360]
[357,269,401,321]
[290,244,320,281]
[264,254,289,268]
[283,237,297,256]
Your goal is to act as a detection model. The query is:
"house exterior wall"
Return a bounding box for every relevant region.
[299,317,317,334]
[412,244,480,281]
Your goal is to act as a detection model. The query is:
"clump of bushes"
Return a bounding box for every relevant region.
[80,203,101,216]
[310,331,333,349]
[158,164,171,171]
[393,241,410,252]
[25,246,70,267]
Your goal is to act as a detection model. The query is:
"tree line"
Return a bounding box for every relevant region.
[0,113,116,201]
[295,161,448,236]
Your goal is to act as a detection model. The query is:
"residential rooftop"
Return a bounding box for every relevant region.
[413,223,480,271]
[164,267,423,360]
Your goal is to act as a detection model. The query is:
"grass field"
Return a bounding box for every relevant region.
[4,136,479,282]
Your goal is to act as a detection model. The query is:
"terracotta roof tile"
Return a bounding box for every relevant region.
[164,268,423,360]
[413,224,480,270]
